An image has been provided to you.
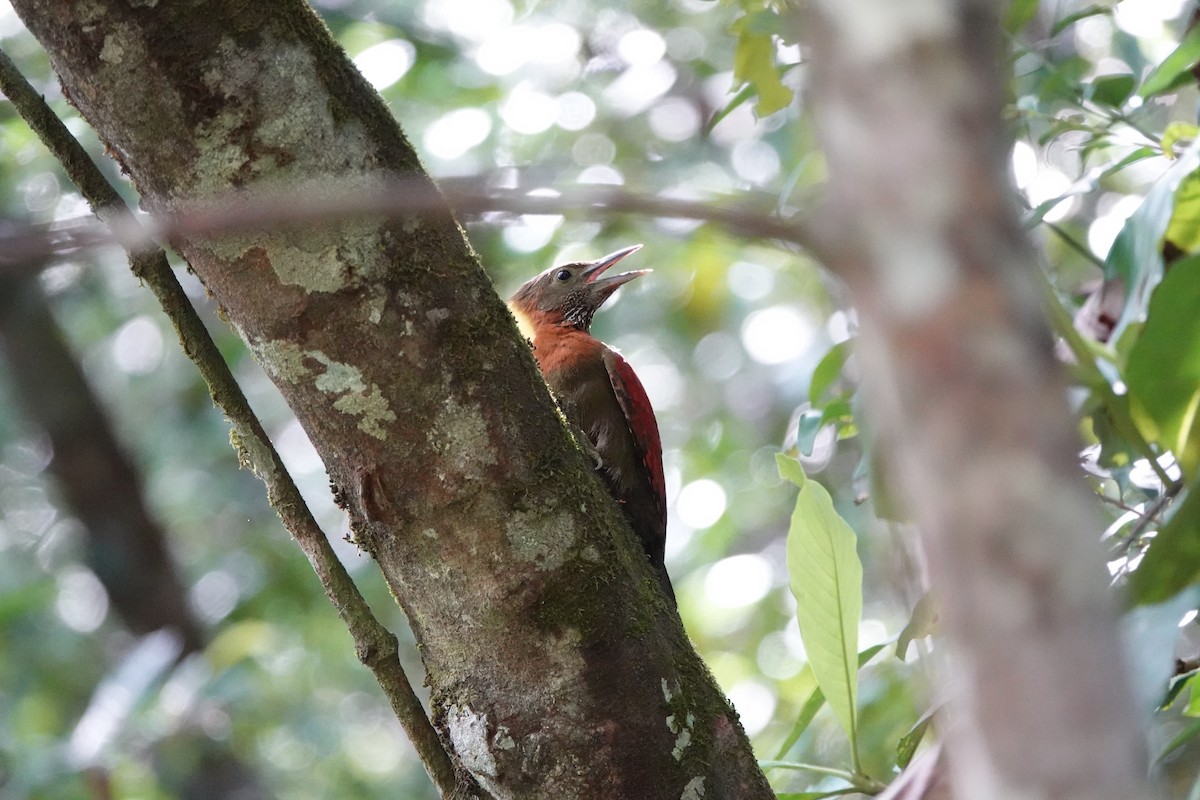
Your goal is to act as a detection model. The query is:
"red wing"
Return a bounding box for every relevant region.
[602,347,666,520]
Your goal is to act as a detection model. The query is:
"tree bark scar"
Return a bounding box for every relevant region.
[356,463,390,523]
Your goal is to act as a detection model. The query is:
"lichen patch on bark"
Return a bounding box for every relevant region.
[431,396,496,479]
[505,510,577,571]
[445,704,506,797]
[249,338,397,440]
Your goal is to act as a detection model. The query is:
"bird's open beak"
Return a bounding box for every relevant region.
[581,244,649,293]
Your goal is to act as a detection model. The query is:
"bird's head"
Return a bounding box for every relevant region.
[509,244,648,332]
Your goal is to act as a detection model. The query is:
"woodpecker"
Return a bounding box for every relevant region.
[509,245,672,602]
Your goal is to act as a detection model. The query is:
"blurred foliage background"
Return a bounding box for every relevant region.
[4,0,1200,797]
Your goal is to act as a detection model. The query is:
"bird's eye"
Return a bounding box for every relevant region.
[555,269,571,282]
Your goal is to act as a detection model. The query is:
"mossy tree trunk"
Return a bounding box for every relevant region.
[7,2,773,798]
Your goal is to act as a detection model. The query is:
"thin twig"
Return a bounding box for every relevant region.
[1121,480,1185,552]
[0,47,463,800]
[0,177,826,271]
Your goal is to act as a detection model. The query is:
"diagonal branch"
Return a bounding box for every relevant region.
[0,46,464,800]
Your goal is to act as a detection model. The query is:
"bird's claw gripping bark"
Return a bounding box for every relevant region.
[569,423,604,471]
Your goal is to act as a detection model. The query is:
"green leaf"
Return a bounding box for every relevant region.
[1160,669,1199,711]
[1155,718,1200,764]
[1003,0,1039,34]
[1163,123,1200,160]
[1128,486,1200,603]
[1166,169,1200,253]
[732,15,793,117]
[1098,145,1159,179]
[1125,254,1200,479]
[707,82,755,133]
[1050,4,1112,37]
[1104,149,1200,343]
[795,408,825,456]
[773,644,887,760]
[1088,73,1135,108]
[1140,26,1200,99]
[896,709,936,769]
[1187,674,1200,717]
[810,340,849,404]
[777,453,865,756]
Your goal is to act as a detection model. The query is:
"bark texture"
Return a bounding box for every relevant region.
[7,2,773,798]
[802,2,1146,799]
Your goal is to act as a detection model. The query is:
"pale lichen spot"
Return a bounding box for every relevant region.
[680,776,705,800]
[187,34,387,292]
[229,419,279,484]
[76,1,109,24]
[445,705,498,780]
[662,677,681,704]
[671,712,695,760]
[366,291,387,324]
[99,31,126,65]
[309,353,397,440]
[249,340,396,440]
[493,726,516,751]
[250,339,312,384]
[432,397,496,478]
[268,238,349,294]
[506,510,577,571]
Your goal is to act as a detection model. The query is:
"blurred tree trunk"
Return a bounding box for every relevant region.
[0,273,265,799]
[6,2,772,798]
[801,1,1147,799]
[0,275,203,651]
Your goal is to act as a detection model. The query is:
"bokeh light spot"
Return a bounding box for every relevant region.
[556,91,597,131]
[649,98,701,142]
[353,40,415,90]
[726,680,776,736]
[56,567,108,633]
[501,83,558,135]
[112,316,165,375]
[703,553,772,608]
[678,478,727,530]
[618,28,666,67]
[423,108,493,160]
[741,306,817,365]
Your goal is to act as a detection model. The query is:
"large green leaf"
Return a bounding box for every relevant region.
[1167,169,1200,253]
[772,643,887,761]
[1128,487,1200,604]
[778,453,864,750]
[1003,0,1039,34]
[1140,25,1200,99]
[1104,151,1200,344]
[1089,73,1135,108]
[1125,254,1200,480]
